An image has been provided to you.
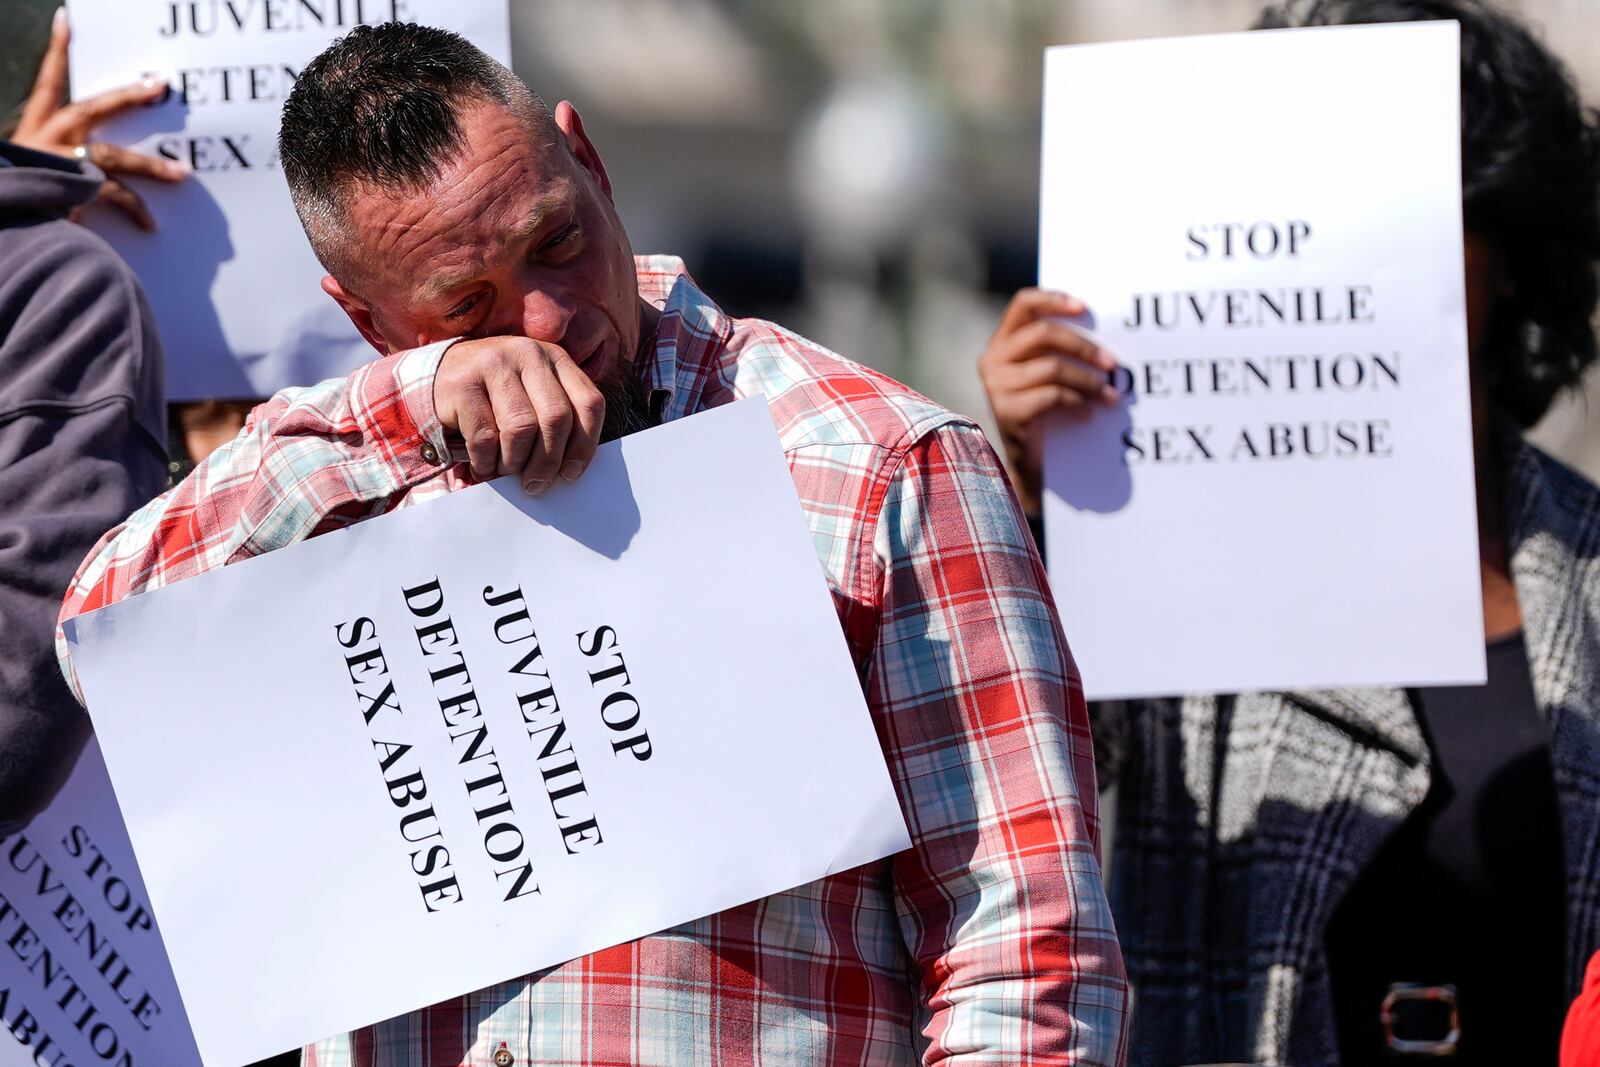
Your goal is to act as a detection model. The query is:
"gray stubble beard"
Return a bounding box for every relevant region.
[599,372,654,444]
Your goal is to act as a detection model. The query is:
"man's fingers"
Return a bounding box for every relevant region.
[994,287,1086,340]
[433,336,609,492]
[90,142,188,182]
[454,384,501,480]
[484,363,540,477]
[17,9,70,135]
[94,180,154,231]
[517,361,575,494]
[69,78,168,129]
[550,356,606,483]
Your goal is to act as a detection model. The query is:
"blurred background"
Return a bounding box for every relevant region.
[4,0,1598,473]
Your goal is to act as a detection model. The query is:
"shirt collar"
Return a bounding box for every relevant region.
[631,254,734,424]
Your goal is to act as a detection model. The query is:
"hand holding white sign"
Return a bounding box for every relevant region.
[1038,23,1483,699]
[13,11,188,230]
[64,398,912,1067]
[979,286,1119,511]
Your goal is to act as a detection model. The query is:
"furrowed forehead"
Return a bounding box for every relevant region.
[289,82,551,236]
[316,100,570,282]
[399,178,578,304]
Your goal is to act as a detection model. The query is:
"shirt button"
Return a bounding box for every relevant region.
[420,443,440,465]
[492,1045,514,1066]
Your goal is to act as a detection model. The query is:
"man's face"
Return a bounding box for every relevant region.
[323,98,642,394]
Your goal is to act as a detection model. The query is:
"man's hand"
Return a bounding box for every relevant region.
[434,336,606,494]
[978,288,1119,512]
[13,9,188,231]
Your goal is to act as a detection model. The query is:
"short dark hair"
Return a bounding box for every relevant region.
[1256,0,1600,427]
[278,22,548,269]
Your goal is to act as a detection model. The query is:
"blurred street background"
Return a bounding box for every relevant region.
[5,0,1598,473]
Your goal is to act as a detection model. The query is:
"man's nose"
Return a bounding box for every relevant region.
[516,288,578,350]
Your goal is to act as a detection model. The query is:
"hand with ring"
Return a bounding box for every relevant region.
[12,8,189,230]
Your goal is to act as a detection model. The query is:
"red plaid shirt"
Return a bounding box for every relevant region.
[59,257,1128,1065]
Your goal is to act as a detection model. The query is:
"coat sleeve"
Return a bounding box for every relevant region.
[0,228,167,832]
[868,421,1129,1065]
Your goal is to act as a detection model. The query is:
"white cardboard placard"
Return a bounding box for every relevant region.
[1039,23,1484,699]
[0,740,204,1067]
[64,399,912,1066]
[65,0,511,399]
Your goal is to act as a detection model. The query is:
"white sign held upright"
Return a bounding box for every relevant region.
[65,0,512,399]
[1039,23,1484,699]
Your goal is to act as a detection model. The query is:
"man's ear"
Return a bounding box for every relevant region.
[322,275,391,355]
[553,100,613,201]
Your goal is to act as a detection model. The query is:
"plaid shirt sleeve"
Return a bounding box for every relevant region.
[55,341,456,701]
[870,422,1128,1066]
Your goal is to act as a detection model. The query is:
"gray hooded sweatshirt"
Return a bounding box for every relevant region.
[0,140,166,831]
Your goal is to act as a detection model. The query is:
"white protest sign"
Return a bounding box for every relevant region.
[65,0,511,399]
[64,398,912,1067]
[0,740,203,1067]
[1039,23,1483,699]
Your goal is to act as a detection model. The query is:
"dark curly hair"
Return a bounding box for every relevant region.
[1257,0,1600,427]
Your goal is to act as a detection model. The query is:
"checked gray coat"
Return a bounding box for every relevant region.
[1094,439,1600,1067]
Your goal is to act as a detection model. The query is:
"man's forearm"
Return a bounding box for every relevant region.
[56,342,455,701]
